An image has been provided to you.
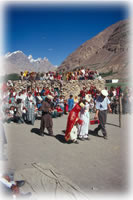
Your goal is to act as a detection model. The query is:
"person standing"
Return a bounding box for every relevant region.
[65,102,85,143]
[78,95,90,140]
[94,90,112,139]
[68,95,74,112]
[40,95,54,137]
[58,95,64,113]
[24,92,36,125]
[74,96,78,106]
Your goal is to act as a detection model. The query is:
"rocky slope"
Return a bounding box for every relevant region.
[58,19,129,80]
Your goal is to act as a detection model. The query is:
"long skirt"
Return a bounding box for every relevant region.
[78,111,90,138]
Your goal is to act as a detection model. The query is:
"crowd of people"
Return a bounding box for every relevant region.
[0,73,132,197]
[0,67,132,145]
[0,78,132,126]
[20,67,102,82]
[108,86,133,114]
[0,78,132,132]
[0,83,94,126]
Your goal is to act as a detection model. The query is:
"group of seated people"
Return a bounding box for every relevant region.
[1,83,99,125]
[65,67,101,81]
[20,71,63,82]
[1,79,132,127]
[1,87,65,125]
[20,67,102,82]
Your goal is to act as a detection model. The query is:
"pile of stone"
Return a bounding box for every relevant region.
[12,79,105,99]
[61,79,105,99]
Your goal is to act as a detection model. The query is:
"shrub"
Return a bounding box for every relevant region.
[2,73,20,81]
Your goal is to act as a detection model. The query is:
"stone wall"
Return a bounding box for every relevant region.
[12,79,105,99]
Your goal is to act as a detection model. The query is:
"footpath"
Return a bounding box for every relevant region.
[1,113,132,198]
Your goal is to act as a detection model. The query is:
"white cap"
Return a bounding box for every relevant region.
[101,89,108,97]
[47,95,53,100]
[79,102,85,108]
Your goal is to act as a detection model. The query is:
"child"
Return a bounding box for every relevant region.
[6,106,14,123]
[74,96,78,106]
[89,99,94,113]
[55,105,63,117]
[68,95,74,112]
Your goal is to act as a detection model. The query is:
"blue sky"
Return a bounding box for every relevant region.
[4,2,129,66]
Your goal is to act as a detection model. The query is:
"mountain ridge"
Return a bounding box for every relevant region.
[3,51,56,75]
[58,19,129,80]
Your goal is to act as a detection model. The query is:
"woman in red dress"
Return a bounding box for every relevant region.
[65,102,85,143]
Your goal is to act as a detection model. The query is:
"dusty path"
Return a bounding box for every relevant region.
[1,113,131,196]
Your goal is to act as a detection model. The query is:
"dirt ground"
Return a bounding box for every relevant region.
[1,113,132,199]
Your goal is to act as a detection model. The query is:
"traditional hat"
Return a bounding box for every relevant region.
[79,102,85,108]
[47,95,54,100]
[101,89,108,97]
[85,94,91,102]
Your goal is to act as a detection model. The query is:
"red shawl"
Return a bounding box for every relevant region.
[65,103,82,141]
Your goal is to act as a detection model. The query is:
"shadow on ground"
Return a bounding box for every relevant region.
[31,128,56,138]
[106,122,120,127]
[31,128,40,136]
[55,134,66,143]
[55,134,73,144]
[89,129,103,138]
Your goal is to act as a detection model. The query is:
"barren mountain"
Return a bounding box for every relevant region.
[3,51,56,75]
[58,19,129,80]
